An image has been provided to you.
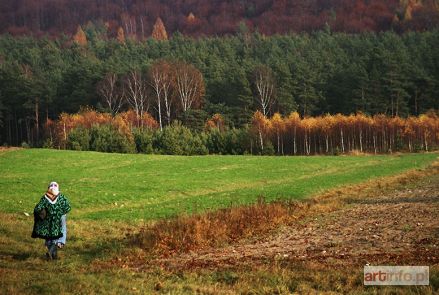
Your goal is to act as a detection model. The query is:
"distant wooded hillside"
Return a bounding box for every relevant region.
[0,0,439,37]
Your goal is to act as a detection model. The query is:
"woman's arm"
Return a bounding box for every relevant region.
[62,195,71,215]
[33,197,47,220]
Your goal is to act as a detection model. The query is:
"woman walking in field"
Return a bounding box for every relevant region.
[32,182,71,260]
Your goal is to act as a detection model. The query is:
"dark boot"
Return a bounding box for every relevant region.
[48,243,58,260]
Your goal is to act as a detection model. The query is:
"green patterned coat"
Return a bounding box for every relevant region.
[31,194,71,239]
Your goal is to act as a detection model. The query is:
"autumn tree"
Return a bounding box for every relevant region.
[123,70,149,127]
[372,114,388,153]
[174,61,205,113]
[270,112,285,154]
[151,17,168,41]
[419,114,435,151]
[96,73,123,116]
[321,114,335,153]
[355,113,370,153]
[251,111,271,152]
[149,60,173,130]
[116,27,125,44]
[205,113,225,132]
[287,111,301,155]
[334,114,347,153]
[73,26,87,46]
[253,65,275,117]
[301,117,317,155]
[187,13,196,23]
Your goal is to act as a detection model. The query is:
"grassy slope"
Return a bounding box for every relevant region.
[0,149,438,294]
[0,149,437,221]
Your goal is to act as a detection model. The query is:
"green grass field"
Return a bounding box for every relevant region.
[1,149,438,294]
[0,149,438,222]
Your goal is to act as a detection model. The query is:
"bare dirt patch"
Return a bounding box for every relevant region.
[155,165,439,270]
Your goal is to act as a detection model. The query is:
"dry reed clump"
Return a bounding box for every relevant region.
[134,198,309,257]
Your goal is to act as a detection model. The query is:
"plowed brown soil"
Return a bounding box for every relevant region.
[157,167,439,270]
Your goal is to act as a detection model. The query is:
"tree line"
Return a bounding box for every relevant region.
[0,30,438,146]
[44,109,439,155]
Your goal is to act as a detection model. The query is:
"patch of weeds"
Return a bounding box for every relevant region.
[430,271,439,291]
[213,270,239,286]
[402,224,412,232]
[288,279,299,292]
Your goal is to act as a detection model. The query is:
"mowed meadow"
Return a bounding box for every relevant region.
[1,149,437,222]
[1,148,438,294]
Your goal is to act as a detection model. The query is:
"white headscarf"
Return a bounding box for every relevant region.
[48,181,59,196]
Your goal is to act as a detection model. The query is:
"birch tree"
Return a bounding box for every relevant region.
[123,70,149,127]
[270,112,285,154]
[174,61,205,113]
[287,111,301,155]
[149,60,173,130]
[252,111,271,152]
[97,72,123,116]
[253,65,275,116]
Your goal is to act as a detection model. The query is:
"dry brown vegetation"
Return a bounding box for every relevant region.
[0,147,22,152]
[133,160,439,264]
[134,198,307,257]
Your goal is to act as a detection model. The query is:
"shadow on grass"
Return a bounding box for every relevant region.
[0,251,33,261]
[0,236,131,265]
[11,252,33,261]
[68,236,129,264]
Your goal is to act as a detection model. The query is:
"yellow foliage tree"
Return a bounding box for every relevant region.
[287,112,301,155]
[270,113,285,154]
[252,111,271,152]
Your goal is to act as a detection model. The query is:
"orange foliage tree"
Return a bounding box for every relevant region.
[47,108,439,155]
[205,113,225,132]
[73,26,87,46]
[270,113,286,155]
[116,27,126,44]
[252,111,439,155]
[251,111,271,152]
[151,17,168,40]
[52,109,158,149]
[286,112,301,155]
